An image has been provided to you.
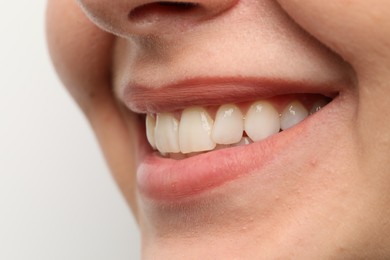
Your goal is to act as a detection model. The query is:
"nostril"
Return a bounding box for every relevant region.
[128,1,201,21]
[157,1,198,9]
[125,0,238,35]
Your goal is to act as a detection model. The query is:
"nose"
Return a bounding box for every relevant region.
[77,0,238,37]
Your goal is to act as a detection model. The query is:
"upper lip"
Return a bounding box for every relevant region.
[120,77,341,114]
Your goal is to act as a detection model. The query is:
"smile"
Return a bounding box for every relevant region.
[146,94,330,158]
[121,78,344,201]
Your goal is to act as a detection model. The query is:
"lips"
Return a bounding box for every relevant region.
[121,78,343,201]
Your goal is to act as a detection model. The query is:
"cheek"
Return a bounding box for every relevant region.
[46,0,114,111]
[77,0,132,38]
[276,0,390,69]
[46,0,140,213]
[278,0,390,198]
[277,0,390,150]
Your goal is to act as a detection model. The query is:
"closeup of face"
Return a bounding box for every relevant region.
[46,0,390,258]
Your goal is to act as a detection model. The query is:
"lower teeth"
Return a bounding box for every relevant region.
[165,137,254,159]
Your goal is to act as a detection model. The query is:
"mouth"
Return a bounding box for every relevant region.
[122,77,343,201]
[146,94,331,158]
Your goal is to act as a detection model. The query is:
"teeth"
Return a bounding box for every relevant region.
[154,113,180,153]
[146,98,327,157]
[179,107,216,154]
[280,101,308,130]
[146,114,157,149]
[212,104,244,144]
[244,101,280,141]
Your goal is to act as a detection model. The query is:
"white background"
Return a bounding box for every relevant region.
[0,1,140,259]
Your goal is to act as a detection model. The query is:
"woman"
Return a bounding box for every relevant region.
[46,0,390,258]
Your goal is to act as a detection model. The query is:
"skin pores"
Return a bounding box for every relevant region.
[47,0,390,258]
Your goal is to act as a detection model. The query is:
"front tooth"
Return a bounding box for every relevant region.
[280,101,308,130]
[179,107,216,154]
[212,104,244,144]
[244,101,280,141]
[146,114,157,149]
[154,113,180,153]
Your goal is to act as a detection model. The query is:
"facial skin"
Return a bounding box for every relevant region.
[46,0,390,258]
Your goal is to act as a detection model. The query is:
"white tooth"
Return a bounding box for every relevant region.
[231,137,253,147]
[310,99,328,114]
[280,101,308,130]
[244,101,280,141]
[154,113,180,153]
[146,114,157,149]
[179,107,216,154]
[212,104,244,144]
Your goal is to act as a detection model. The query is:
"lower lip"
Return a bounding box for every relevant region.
[137,142,283,201]
[136,97,336,201]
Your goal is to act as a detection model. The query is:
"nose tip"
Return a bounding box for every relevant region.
[79,0,238,37]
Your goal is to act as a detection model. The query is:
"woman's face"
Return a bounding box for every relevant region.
[46,0,390,258]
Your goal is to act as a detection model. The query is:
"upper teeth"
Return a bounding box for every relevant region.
[179,107,216,154]
[212,104,244,144]
[280,101,309,130]
[155,112,180,153]
[146,99,326,156]
[244,101,280,141]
